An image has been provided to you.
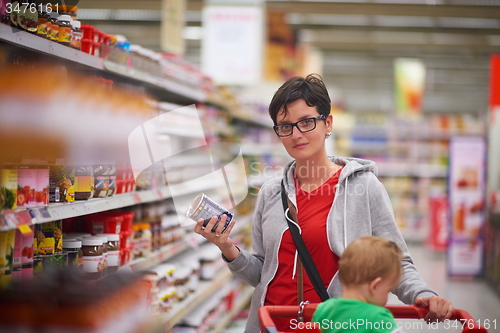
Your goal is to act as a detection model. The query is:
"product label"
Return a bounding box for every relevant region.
[16,229,33,265]
[36,169,49,206]
[0,169,17,210]
[92,221,104,234]
[17,168,37,208]
[58,26,71,44]
[35,223,55,256]
[37,18,48,36]
[82,255,104,273]
[74,176,94,192]
[107,250,119,267]
[50,24,59,41]
[71,31,82,49]
[94,176,109,197]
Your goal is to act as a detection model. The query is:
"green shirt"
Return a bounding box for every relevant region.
[312,298,404,333]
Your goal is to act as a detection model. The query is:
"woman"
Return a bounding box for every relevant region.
[194,74,453,333]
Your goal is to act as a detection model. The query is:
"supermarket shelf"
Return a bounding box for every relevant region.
[212,285,254,333]
[103,61,205,103]
[114,213,251,274]
[376,162,447,178]
[0,25,206,105]
[162,268,233,331]
[0,178,222,231]
[125,237,191,273]
[0,24,103,69]
[240,143,288,157]
[232,109,272,129]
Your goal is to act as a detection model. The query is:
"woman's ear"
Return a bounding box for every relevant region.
[326,114,334,132]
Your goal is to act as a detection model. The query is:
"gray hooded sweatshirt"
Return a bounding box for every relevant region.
[225,156,437,333]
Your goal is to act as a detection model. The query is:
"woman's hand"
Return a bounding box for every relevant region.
[193,214,239,261]
[414,295,454,323]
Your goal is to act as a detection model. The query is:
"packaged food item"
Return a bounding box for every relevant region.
[17,165,37,208]
[57,14,72,46]
[36,167,49,206]
[32,257,43,279]
[40,253,67,272]
[4,230,15,279]
[187,193,233,233]
[88,213,122,234]
[0,166,17,210]
[81,38,93,54]
[92,41,100,57]
[107,164,116,197]
[9,0,18,27]
[63,239,83,269]
[54,220,63,253]
[93,164,110,198]
[15,228,34,280]
[70,20,82,50]
[37,4,49,37]
[17,0,37,33]
[173,266,191,301]
[49,164,75,203]
[131,223,152,259]
[48,11,59,41]
[95,233,120,273]
[74,165,94,200]
[81,237,105,280]
[35,222,55,256]
[85,235,108,275]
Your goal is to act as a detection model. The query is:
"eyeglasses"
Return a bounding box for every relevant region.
[273,115,327,137]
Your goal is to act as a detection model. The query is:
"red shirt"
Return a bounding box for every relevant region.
[265,168,342,331]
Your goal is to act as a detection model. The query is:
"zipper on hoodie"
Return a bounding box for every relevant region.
[261,226,290,307]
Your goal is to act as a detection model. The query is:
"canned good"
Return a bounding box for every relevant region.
[186,193,233,233]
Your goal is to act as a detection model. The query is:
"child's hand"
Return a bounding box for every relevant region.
[414,295,454,323]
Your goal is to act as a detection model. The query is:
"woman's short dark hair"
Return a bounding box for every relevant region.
[268,74,331,125]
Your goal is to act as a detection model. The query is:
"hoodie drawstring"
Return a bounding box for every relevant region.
[344,176,348,249]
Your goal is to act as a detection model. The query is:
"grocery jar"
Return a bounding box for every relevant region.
[85,235,108,275]
[48,12,59,42]
[93,164,109,198]
[70,20,82,50]
[57,14,72,46]
[81,237,104,280]
[95,233,120,273]
[62,239,82,269]
[74,165,94,200]
[37,5,49,38]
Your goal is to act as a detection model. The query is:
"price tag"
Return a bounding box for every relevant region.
[132,193,141,204]
[0,215,9,229]
[16,211,33,226]
[4,211,19,227]
[18,224,33,235]
[155,190,163,200]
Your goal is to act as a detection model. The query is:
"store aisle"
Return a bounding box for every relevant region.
[388,243,500,333]
[224,243,500,333]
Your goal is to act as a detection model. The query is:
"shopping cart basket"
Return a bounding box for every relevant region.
[258,303,488,333]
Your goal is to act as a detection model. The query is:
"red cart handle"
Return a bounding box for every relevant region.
[258,304,488,333]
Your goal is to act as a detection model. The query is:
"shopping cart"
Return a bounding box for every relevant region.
[258,303,488,333]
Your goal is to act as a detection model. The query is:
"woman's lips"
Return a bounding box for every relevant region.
[294,143,308,149]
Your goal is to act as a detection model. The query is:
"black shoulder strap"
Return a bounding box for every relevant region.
[281,180,330,302]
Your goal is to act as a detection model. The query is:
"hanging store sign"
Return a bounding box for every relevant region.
[201,5,264,85]
[161,0,186,55]
[448,137,486,277]
[394,58,426,118]
[490,55,500,124]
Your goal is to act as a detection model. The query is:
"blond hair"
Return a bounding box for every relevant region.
[339,236,403,286]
